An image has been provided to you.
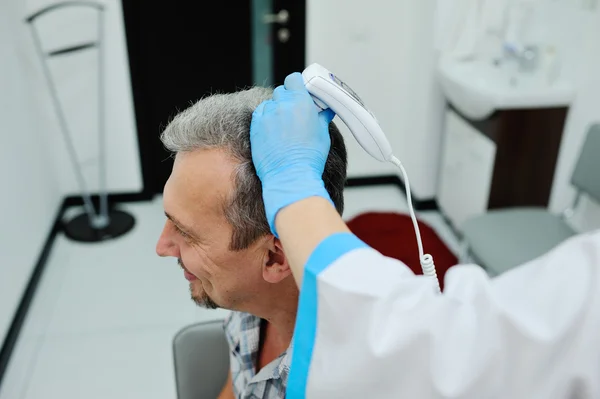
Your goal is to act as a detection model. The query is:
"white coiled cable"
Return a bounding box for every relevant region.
[390,156,441,294]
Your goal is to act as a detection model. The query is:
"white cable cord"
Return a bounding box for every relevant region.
[390,156,441,294]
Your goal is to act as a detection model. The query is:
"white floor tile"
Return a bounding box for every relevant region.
[44,200,228,336]
[0,336,42,399]
[17,236,74,339]
[418,212,462,257]
[44,241,196,335]
[343,186,408,220]
[22,327,181,399]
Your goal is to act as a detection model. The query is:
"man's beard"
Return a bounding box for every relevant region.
[189,281,220,309]
[179,258,220,309]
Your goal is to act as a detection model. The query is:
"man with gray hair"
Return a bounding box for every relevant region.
[155,86,347,398]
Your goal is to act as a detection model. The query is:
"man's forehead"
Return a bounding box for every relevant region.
[164,149,238,216]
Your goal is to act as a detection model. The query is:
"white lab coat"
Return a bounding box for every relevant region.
[287,230,600,398]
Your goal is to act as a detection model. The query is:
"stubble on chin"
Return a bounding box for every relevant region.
[189,282,219,309]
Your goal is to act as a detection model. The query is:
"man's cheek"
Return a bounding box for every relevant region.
[191,245,220,274]
[189,266,209,281]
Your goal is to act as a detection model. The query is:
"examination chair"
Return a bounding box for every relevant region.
[172,320,230,399]
[461,123,600,276]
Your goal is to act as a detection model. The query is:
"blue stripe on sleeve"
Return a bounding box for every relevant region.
[287,233,368,399]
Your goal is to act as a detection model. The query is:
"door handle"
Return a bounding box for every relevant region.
[263,9,289,25]
[277,28,290,43]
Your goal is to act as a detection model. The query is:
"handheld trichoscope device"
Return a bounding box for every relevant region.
[302,63,441,293]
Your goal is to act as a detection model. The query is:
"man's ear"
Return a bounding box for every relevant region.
[262,236,292,284]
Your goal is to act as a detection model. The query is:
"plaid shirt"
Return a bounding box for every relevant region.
[224,311,291,399]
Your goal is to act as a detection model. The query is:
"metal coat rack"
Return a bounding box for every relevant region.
[25,1,134,242]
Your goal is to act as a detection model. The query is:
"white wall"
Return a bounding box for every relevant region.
[24,0,142,195]
[0,0,62,346]
[306,0,444,201]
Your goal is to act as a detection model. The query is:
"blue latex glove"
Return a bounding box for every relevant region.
[250,72,336,236]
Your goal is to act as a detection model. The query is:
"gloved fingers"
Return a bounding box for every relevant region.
[250,100,275,141]
[319,108,336,125]
[261,100,279,115]
[283,72,306,92]
[253,99,279,117]
[252,101,267,119]
[272,85,286,101]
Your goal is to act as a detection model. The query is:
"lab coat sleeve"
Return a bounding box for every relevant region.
[287,231,600,399]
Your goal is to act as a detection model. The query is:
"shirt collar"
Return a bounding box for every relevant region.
[228,312,293,383]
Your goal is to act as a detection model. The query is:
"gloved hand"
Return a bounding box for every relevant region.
[250,72,336,236]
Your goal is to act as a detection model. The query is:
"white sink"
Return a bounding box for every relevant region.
[437,57,575,120]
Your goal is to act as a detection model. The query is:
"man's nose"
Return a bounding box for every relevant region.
[156,222,178,257]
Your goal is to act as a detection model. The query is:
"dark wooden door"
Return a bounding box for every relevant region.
[122,0,307,195]
[272,0,306,85]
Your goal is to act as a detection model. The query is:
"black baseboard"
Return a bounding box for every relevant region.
[346,175,403,187]
[0,199,68,389]
[346,175,438,211]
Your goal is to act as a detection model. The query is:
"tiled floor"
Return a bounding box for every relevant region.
[0,186,459,399]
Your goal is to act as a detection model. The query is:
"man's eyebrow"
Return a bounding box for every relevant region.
[164,212,195,235]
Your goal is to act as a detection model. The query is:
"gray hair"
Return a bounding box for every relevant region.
[161,87,347,250]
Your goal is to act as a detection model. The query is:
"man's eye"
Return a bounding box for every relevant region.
[174,225,190,239]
